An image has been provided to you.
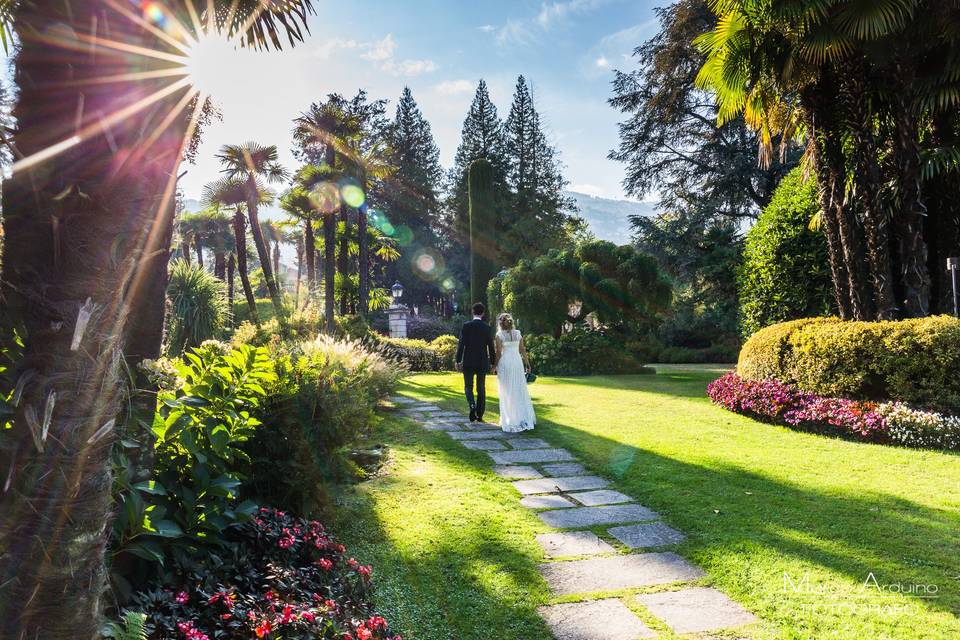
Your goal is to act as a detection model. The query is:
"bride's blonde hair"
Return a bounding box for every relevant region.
[498,313,514,332]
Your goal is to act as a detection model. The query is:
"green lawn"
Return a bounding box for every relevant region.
[333,368,960,639]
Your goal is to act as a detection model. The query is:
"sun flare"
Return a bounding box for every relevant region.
[184,32,240,98]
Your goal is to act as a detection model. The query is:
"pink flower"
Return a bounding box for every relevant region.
[175,591,189,604]
[317,558,334,570]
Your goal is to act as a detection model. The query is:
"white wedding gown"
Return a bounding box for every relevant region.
[496,330,536,433]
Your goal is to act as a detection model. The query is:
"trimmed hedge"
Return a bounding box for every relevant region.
[737,316,960,412]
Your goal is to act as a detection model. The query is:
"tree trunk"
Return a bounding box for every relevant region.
[233,209,260,325]
[802,78,871,319]
[245,175,285,324]
[227,253,236,312]
[359,202,369,316]
[843,67,896,319]
[338,203,350,315]
[294,242,303,311]
[214,251,226,280]
[304,218,316,290]
[0,2,188,636]
[272,241,281,288]
[195,237,204,269]
[890,76,930,317]
[182,236,192,265]
[324,213,337,332]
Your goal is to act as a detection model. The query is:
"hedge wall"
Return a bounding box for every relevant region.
[737,316,960,412]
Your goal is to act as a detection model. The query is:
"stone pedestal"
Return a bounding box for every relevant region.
[387,304,409,338]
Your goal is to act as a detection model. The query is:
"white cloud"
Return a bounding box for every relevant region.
[360,34,396,62]
[536,0,607,29]
[595,56,609,67]
[478,24,496,33]
[580,19,659,78]
[314,34,435,77]
[434,79,475,95]
[570,183,607,198]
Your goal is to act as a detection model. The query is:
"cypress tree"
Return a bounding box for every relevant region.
[503,75,578,264]
[469,158,498,306]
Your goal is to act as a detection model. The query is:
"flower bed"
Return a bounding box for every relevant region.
[707,372,960,450]
[129,508,400,640]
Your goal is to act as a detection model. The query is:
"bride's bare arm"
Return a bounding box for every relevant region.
[494,335,502,372]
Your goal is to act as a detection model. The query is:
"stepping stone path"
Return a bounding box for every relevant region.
[395,398,762,639]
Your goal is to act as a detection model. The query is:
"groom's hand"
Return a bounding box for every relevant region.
[455,362,462,372]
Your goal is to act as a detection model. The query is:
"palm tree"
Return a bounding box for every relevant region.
[0,3,314,636]
[280,185,319,299]
[293,103,355,332]
[216,142,289,324]
[203,177,276,327]
[199,208,235,281]
[260,219,285,290]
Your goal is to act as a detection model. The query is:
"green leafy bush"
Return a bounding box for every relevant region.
[738,316,960,412]
[526,326,655,376]
[367,336,450,372]
[241,336,400,515]
[166,260,231,355]
[738,168,832,337]
[113,342,274,583]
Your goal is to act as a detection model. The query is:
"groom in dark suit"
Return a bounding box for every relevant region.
[455,302,497,422]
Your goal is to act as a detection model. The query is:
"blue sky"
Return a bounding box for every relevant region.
[179,0,663,202]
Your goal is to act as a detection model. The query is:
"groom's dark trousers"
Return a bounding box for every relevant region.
[456,318,497,420]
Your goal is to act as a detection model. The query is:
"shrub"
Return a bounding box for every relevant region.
[708,372,960,450]
[738,316,960,412]
[430,335,459,370]
[526,326,654,376]
[115,343,274,575]
[126,508,399,640]
[405,315,455,341]
[166,260,231,355]
[335,314,372,341]
[241,336,400,515]
[369,336,443,372]
[738,167,833,337]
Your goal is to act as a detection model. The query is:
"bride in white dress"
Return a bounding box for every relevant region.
[494,313,536,433]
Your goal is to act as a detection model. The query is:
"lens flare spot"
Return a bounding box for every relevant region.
[309,181,341,214]
[416,253,437,274]
[341,184,366,208]
[394,225,414,247]
[143,3,167,27]
[442,278,457,291]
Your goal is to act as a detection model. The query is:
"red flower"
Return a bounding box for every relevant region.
[255,619,272,638]
[317,558,333,571]
[175,591,189,605]
[358,565,372,578]
[356,625,373,640]
[302,611,316,622]
[280,605,296,624]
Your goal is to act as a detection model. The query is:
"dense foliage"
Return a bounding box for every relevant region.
[526,327,655,376]
[490,241,671,338]
[739,168,832,336]
[611,0,798,353]
[128,508,400,640]
[697,0,960,320]
[241,336,399,515]
[738,316,960,412]
[709,372,960,450]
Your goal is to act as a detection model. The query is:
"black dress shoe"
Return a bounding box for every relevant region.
[469,407,477,422]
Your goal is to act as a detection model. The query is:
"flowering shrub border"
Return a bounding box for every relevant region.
[707,373,960,451]
[129,508,400,640]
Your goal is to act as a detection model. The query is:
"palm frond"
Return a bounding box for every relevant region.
[207,0,316,51]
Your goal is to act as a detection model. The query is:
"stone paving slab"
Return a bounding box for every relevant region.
[541,462,588,477]
[536,531,616,558]
[539,504,659,529]
[420,422,463,432]
[511,475,609,495]
[568,489,634,506]
[448,430,510,440]
[434,412,464,419]
[608,522,686,548]
[416,406,442,412]
[493,465,543,479]
[540,552,705,596]
[489,448,575,465]
[462,439,507,451]
[636,587,758,634]
[538,599,655,640]
[388,396,416,404]
[520,494,576,510]
[503,437,552,450]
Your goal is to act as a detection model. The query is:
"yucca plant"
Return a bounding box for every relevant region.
[165,260,231,356]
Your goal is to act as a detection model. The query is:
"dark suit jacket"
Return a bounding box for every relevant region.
[456,319,496,373]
